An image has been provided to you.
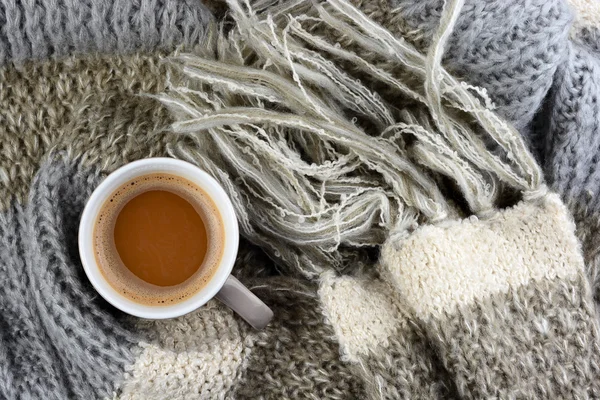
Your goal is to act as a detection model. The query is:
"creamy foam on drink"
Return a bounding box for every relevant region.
[93,173,225,306]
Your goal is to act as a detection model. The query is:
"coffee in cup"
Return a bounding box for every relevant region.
[93,173,225,305]
[79,158,273,328]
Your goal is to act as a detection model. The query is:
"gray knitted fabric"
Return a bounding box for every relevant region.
[543,37,600,305]
[358,0,572,136]
[0,0,212,64]
[0,2,213,396]
[3,0,600,399]
[0,158,140,399]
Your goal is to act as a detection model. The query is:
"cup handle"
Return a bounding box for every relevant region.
[216,275,274,329]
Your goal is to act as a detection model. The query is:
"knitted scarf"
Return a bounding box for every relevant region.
[1,0,600,399]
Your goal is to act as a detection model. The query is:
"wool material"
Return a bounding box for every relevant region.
[157,0,600,396]
[0,53,173,209]
[350,0,600,313]
[160,0,542,279]
[1,0,600,399]
[0,158,140,399]
[0,0,213,65]
[0,52,173,398]
[542,33,600,308]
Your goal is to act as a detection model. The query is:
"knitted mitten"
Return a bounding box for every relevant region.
[382,194,600,399]
[0,0,212,65]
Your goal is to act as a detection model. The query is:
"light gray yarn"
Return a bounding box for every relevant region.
[252,0,572,141]
[542,39,600,305]
[0,0,213,65]
[1,0,600,399]
[0,157,140,399]
[391,0,572,140]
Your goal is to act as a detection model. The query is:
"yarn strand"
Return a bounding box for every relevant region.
[158,0,543,277]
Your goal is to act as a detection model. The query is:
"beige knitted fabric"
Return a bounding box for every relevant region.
[0,48,376,399]
[0,53,172,210]
[568,0,600,33]
[1,1,600,399]
[119,301,248,399]
[319,274,457,399]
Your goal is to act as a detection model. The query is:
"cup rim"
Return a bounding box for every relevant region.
[78,158,239,319]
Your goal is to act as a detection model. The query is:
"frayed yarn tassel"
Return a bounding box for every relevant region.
[157,0,543,278]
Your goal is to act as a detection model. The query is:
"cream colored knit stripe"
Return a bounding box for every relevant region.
[568,0,600,33]
[318,274,457,399]
[318,273,406,362]
[379,190,600,398]
[382,193,584,320]
[116,274,364,399]
[115,301,249,400]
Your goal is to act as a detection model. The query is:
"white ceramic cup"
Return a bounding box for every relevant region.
[78,158,273,329]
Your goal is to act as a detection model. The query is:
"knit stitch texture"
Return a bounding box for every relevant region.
[356,0,600,312]
[0,157,139,399]
[1,0,600,399]
[0,0,212,65]
[0,51,174,398]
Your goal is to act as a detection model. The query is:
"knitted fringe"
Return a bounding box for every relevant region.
[158,0,543,278]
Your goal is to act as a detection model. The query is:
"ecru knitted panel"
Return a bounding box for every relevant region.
[383,194,583,319]
[117,301,248,400]
[319,274,404,362]
[568,0,600,32]
[382,193,600,398]
[319,274,458,399]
